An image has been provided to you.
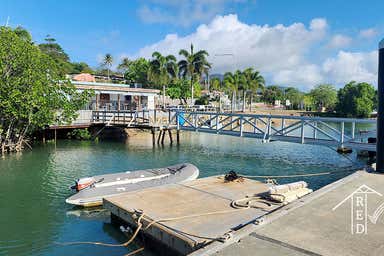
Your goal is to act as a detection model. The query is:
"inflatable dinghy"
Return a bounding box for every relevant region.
[66,163,199,207]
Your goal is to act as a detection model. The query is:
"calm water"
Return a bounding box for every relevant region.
[0,131,369,256]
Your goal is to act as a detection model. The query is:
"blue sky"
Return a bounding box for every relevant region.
[1,0,383,90]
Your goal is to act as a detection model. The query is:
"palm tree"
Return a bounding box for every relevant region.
[248,69,265,112]
[102,53,113,80]
[210,77,221,91]
[240,68,252,112]
[117,57,131,75]
[223,70,245,112]
[148,52,177,107]
[178,44,211,105]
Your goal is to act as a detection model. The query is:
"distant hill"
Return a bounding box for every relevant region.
[209,73,224,80]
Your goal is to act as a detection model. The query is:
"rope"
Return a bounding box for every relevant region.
[124,247,145,256]
[143,207,250,230]
[239,167,359,179]
[55,212,145,247]
[231,195,283,209]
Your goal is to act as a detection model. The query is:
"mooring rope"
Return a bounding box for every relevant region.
[55,212,145,247]
[239,166,360,179]
[124,247,145,256]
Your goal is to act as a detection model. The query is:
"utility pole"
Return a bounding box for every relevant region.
[377,38,384,172]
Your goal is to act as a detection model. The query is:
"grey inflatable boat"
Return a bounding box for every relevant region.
[66,163,199,207]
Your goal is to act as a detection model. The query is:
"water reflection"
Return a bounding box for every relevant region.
[0,129,374,256]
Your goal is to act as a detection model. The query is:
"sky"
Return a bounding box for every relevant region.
[1,0,384,91]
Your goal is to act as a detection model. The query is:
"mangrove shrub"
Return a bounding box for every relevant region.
[0,27,92,153]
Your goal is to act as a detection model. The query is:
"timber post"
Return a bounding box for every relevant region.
[157,130,162,145]
[151,128,156,146]
[168,129,173,144]
[54,128,57,145]
[377,38,384,172]
[161,129,166,144]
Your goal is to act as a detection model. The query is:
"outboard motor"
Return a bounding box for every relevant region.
[71,177,96,191]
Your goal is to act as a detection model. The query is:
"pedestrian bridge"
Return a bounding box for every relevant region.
[52,109,377,152]
[169,111,377,152]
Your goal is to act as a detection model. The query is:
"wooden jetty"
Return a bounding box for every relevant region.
[47,109,180,145]
[103,176,282,255]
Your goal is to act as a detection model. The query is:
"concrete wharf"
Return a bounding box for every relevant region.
[210,169,384,256]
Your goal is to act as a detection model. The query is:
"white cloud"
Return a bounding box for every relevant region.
[137,15,326,79]
[273,65,323,86]
[328,34,352,48]
[133,14,378,90]
[359,28,377,38]
[310,18,328,32]
[322,51,377,85]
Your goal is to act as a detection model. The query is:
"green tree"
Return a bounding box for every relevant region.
[123,58,151,86]
[224,70,245,111]
[14,26,32,42]
[102,53,113,80]
[148,52,177,106]
[261,86,284,105]
[0,27,92,152]
[285,87,304,110]
[38,35,72,74]
[210,77,221,91]
[336,81,376,118]
[71,62,94,74]
[242,68,265,112]
[303,94,315,111]
[178,44,211,104]
[309,84,337,111]
[167,79,191,104]
[117,57,131,74]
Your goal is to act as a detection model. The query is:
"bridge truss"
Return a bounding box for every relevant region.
[170,111,377,152]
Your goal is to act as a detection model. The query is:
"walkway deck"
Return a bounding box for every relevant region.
[206,169,384,256]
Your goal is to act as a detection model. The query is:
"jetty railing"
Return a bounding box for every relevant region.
[90,109,177,127]
[169,111,377,151]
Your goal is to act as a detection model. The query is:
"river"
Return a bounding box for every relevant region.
[0,131,370,256]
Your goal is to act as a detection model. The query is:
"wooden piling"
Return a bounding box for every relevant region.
[151,128,156,146]
[54,128,57,145]
[168,129,173,144]
[157,130,162,144]
[161,129,166,144]
[176,130,180,144]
